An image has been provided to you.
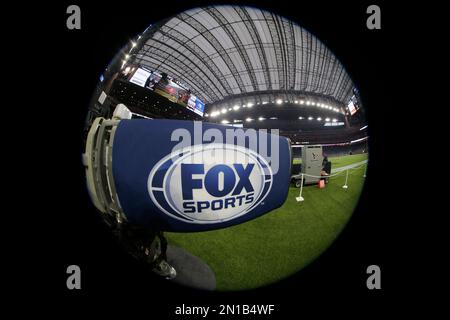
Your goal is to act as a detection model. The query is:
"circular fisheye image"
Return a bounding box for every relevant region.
[82,5,368,291]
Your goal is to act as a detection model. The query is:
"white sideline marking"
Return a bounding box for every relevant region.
[331,160,368,173]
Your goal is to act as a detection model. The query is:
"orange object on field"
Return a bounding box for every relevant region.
[318,179,325,188]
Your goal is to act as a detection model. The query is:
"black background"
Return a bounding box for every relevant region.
[11,0,421,316]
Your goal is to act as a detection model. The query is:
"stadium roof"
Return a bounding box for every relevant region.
[132,5,355,109]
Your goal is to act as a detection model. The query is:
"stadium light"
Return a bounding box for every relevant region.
[306,101,311,105]
[258,117,265,121]
[311,102,316,106]
[325,117,330,122]
[317,117,322,121]
[294,100,298,104]
[221,108,227,114]
[221,120,229,124]
[270,117,277,120]
[276,99,283,105]
[246,118,253,122]
[298,116,303,120]
[262,101,268,105]
[131,41,137,47]
[247,103,254,107]
[308,116,313,120]
[332,118,337,122]
[300,100,305,105]
[233,105,240,110]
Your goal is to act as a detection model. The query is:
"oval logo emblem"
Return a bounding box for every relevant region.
[148,143,273,224]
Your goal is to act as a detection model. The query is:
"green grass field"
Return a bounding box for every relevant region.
[292,153,368,166]
[166,153,368,290]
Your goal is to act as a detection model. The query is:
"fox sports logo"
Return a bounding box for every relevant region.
[148,143,273,224]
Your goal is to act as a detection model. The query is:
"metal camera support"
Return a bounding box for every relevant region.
[84,117,125,226]
[83,118,167,268]
[83,117,216,289]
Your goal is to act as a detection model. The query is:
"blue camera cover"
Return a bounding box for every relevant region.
[112,119,291,232]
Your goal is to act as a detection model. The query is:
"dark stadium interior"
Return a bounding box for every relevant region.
[86,6,368,154]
